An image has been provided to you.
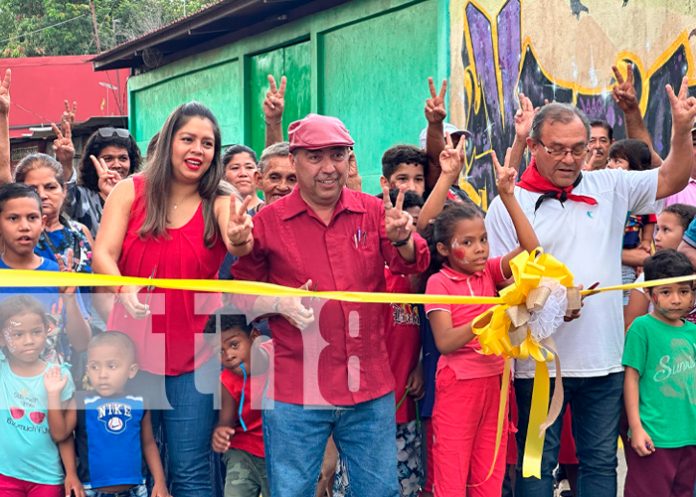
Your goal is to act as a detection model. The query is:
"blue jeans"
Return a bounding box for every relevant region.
[146,359,218,497]
[514,372,624,497]
[262,393,400,497]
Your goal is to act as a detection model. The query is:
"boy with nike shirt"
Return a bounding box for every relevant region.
[64,332,170,497]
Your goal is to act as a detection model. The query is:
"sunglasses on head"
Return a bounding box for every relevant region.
[97,127,131,139]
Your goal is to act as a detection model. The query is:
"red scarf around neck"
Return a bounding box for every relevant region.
[516,158,597,211]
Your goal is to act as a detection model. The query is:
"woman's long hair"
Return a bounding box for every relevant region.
[140,102,229,248]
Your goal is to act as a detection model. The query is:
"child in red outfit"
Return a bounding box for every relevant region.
[206,307,270,497]
[425,150,540,497]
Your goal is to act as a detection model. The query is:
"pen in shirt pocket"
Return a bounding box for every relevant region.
[353,227,367,248]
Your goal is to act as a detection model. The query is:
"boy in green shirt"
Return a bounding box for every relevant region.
[622,249,696,497]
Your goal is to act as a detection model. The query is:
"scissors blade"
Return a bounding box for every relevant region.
[146,265,157,291]
[144,265,157,305]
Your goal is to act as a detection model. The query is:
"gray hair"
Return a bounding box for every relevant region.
[530,102,590,142]
[258,142,290,174]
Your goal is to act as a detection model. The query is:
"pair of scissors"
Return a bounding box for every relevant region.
[144,265,157,306]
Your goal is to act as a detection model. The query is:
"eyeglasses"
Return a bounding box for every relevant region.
[97,127,131,139]
[536,138,588,160]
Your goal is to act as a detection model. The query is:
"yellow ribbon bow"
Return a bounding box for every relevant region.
[471,249,579,480]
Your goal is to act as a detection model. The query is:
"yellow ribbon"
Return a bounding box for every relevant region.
[1,268,694,305]
[0,269,501,305]
[471,249,575,479]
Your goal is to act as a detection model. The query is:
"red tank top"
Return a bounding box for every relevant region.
[108,174,227,375]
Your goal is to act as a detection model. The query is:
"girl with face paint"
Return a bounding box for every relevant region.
[0,183,91,362]
[423,150,541,496]
[0,295,76,497]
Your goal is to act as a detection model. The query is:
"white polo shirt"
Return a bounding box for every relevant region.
[485,168,660,378]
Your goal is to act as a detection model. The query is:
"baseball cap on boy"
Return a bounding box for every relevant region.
[419,122,472,149]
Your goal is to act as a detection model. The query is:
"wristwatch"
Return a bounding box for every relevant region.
[391,232,412,247]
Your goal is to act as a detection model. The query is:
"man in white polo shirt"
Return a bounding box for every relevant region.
[485,79,696,497]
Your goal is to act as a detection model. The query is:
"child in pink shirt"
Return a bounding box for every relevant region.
[425,152,539,496]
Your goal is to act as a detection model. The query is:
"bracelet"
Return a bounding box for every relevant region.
[391,232,412,247]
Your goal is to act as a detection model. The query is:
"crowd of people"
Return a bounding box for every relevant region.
[0,61,694,497]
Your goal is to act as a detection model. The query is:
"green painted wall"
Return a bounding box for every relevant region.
[128,0,445,193]
[131,58,242,153]
[320,1,439,189]
[247,40,311,155]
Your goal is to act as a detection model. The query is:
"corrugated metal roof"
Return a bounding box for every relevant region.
[92,0,349,72]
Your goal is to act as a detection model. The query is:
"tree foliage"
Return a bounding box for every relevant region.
[0,0,216,57]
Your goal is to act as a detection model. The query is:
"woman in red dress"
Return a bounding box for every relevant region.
[93,102,249,496]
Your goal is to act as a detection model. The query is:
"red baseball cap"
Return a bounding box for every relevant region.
[288,114,355,152]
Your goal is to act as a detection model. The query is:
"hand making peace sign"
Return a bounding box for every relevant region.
[52,121,75,166]
[0,69,10,116]
[425,77,447,124]
[665,76,696,135]
[90,154,121,198]
[439,132,466,179]
[227,195,254,250]
[61,99,77,126]
[611,63,638,113]
[56,248,77,295]
[514,92,537,140]
[263,75,287,124]
[492,148,516,197]
[382,185,414,244]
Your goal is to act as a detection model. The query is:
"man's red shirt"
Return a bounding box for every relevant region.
[232,187,430,406]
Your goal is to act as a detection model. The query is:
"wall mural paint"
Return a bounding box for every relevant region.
[449,0,696,209]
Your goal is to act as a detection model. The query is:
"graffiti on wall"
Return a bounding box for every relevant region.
[450,0,696,209]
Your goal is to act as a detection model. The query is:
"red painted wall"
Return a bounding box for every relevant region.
[0,55,129,137]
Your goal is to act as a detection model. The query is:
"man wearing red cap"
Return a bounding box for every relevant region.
[229,114,430,497]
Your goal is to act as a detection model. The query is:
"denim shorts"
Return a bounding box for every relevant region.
[84,484,148,497]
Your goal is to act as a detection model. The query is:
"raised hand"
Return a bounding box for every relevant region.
[425,77,447,124]
[346,151,362,192]
[57,248,77,295]
[52,121,75,166]
[61,99,77,125]
[263,75,286,124]
[383,186,414,243]
[90,154,120,197]
[0,69,10,116]
[493,148,516,196]
[612,63,639,112]
[348,151,359,179]
[584,148,600,171]
[438,132,465,178]
[43,365,69,394]
[227,196,254,249]
[666,76,696,135]
[514,93,536,139]
[212,425,235,453]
